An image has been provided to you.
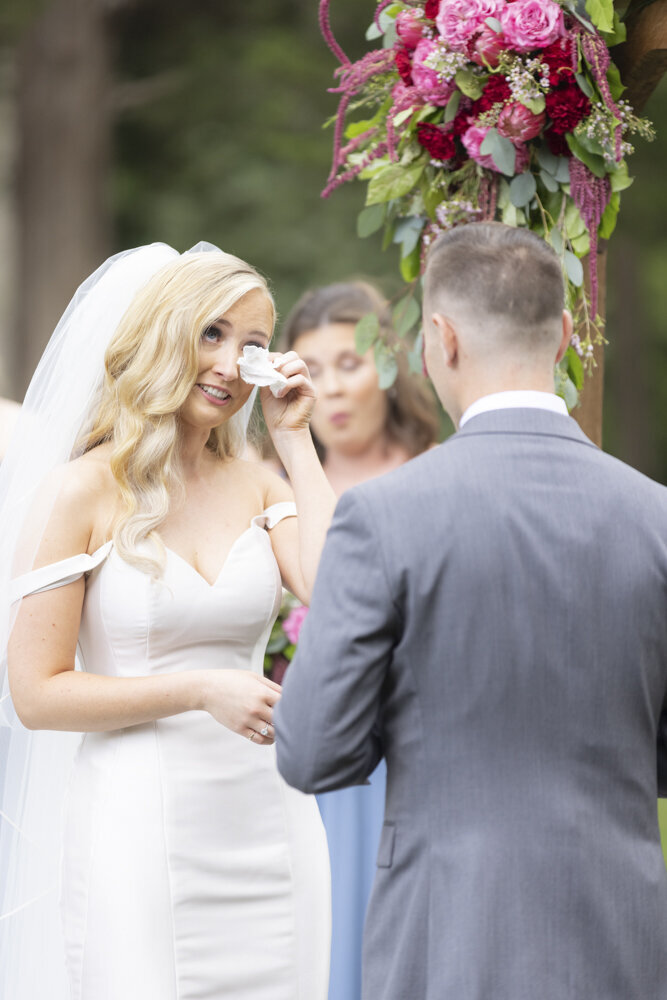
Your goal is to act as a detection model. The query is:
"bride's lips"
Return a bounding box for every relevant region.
[197,383,232,406]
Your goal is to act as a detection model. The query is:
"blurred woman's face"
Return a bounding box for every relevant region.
[293,322,389,456]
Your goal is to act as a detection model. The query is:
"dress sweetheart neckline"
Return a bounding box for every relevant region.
[88,522,266,589]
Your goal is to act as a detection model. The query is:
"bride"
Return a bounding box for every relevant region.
[0,243,334,999]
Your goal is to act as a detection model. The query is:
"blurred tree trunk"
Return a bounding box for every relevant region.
[606,234,656,477]
[15,0,111,392]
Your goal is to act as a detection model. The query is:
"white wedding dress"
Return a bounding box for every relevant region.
[11,501,331,1000]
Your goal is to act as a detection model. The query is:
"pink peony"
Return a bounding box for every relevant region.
[283,605,308,645]
[411,38,455,105]
[500,0,564,53]
[396,9,425,49]
[471,25,506,67]
[497,102,545,141]
[436,0,504,52]
[462,124,530,173]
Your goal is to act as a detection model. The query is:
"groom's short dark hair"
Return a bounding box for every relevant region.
[424,223,564,331]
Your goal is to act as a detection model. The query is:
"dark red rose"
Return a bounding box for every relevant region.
[424,0,441,18]
[545,83,591,134]
[546,131,570,157]
[474,74,512,114]
[417,123,456,160]
[541,37,575,88]
[395,48,413,85]
[268,654,289,686]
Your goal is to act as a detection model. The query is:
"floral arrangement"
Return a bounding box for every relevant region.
[319,0,653,401]
[264,593,308,684]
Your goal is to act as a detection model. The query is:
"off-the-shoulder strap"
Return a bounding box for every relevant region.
[251,501,297,531]
[9,540,113,603]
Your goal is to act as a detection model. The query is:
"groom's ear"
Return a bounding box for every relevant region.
[555,310,573,364]
[432,313,459,368]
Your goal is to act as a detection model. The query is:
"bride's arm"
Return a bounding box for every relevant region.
[9,464,279,739]
[258,353,336,605]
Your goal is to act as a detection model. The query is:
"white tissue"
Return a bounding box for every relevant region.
[237,346,288,397]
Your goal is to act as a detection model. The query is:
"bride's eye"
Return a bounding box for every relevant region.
[245,340,268,351]
[201,327,222,344]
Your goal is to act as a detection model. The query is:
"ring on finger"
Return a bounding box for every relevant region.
[260,724,270,737]
[248,730,256,742]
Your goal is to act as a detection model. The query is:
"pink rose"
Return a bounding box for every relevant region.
[497,102,545,141]
[391,81,421,106]
[436,0,504,51]
[471,25,506,67]
[411,38,455,105]
[462,124,530,173]
[500,0,564,52]
[396,9,425,49]
[283,605,308,645]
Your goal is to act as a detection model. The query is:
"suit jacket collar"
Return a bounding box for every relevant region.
[454,407,597,449]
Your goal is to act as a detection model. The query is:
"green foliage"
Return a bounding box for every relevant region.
[367,162,425,205]
[480,128,516,176]
[585,0,614,32]
[355,313,380,353]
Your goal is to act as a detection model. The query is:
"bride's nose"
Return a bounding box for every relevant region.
[212,342,240,382]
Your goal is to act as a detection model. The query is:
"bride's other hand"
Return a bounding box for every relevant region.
[201,670,281,745]
[260,351,316,439]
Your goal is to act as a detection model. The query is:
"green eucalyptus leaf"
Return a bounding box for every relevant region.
[509,171,537,207]
[548,227,563,255]
[407,330,424,375]
[563,199,587,239]
[444,90,461,123]
[357,204,385,238]
[480,128,516,176]
[540,169,559,193]
[563,250,584,287]
[585,0,614,31]
[365,21,383,40]
[562,374,579,411]
[537,148,558,174]
[455,68,484,100]
[501,199,519,226]
[355,313,380,354]
[374,342,399,389]
[485,15,502,31]
[553,158,571,183]
[562,0,595,32]
[393,216,424,257]
[382,22,398,48]
[367,162,425,205]
[416,104,438,122]
[575,72,594,98]
[393,297,421,337]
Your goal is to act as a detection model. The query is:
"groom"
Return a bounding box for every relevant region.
[275,223,667,1000]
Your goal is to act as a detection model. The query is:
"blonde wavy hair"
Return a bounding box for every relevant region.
[77,250,274,575]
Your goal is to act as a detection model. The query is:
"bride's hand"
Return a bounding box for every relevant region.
[201,670,281,745]
[260,351,316,439]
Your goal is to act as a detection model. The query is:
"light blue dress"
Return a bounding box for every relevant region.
[317,757,387,1000]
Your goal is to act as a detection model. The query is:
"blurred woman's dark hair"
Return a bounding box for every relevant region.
[281,281,440,457]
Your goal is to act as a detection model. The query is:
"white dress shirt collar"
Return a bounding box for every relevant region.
[458,390,569,429]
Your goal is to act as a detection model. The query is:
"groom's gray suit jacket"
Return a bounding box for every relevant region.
[275,408,667,1000]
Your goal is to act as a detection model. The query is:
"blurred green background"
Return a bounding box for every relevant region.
[0,0,665,854]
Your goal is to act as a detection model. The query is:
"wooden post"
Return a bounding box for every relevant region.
[574,0,667,445]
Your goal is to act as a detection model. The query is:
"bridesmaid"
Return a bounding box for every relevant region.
[281,281,440,1000]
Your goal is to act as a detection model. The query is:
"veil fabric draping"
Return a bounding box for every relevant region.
[0,242,256,999]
